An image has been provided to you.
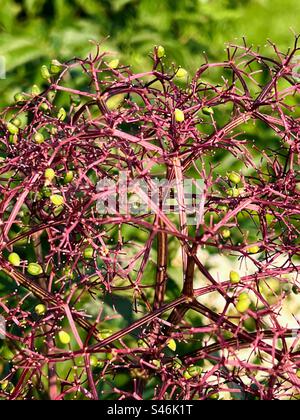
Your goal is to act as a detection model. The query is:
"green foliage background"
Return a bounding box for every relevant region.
[0,0,299,105]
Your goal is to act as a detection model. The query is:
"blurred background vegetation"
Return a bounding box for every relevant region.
[0,0,300,105]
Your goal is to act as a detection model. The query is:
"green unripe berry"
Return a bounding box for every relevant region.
[137,339,148,348]
[14,92,25,103]
[228,171,241,185]
[106,93,125,111]
[97,329,112,340]
[44,168,56,181]
[11,118,21,128]
[236,292,251,313]
[247,245,260,254]
[152,359,161,368]
[84,246,94,260]
[175,67,188,80]
[167,338,177,352]
[174,108,185,122]
[31,85,41,96]
[27,263,43,276]
[188,365,202,377]
[41,65,51,80]
[183,364,202,379]
[108,59,120,69]
[172,357,183,370]
[221,228,231,239]
[39,102,49,112]
[53,206,64,217]
[8,252,21,267]
[105,352,114,361]
[1,380,9,391]
[50,126,58,135]
[130,368,148,379]
[238,292,249,301]
[58,330,71,345]
[50,194,64,207]
[157,45,165,58]
[236,299,250,313]
[63,171,74,184]
[202,107,214,115]
[227,187,240,198]
[1,380,14,394]
[50,60,62,75]
[296,369,300,379]
[183,370,192,380]
[90,355,99,367]
[34,132,45,144]
[208,391,219,400]
[57,107,67,121]
[218,205,229,212]
[35,304,47,316]
[230,271,241,284]
[48,91,56,102]
[7,122,19,135]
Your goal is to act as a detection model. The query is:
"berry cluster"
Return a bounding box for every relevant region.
[0,40,300,400]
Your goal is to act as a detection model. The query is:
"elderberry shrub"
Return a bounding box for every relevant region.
[0,41,300,400]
